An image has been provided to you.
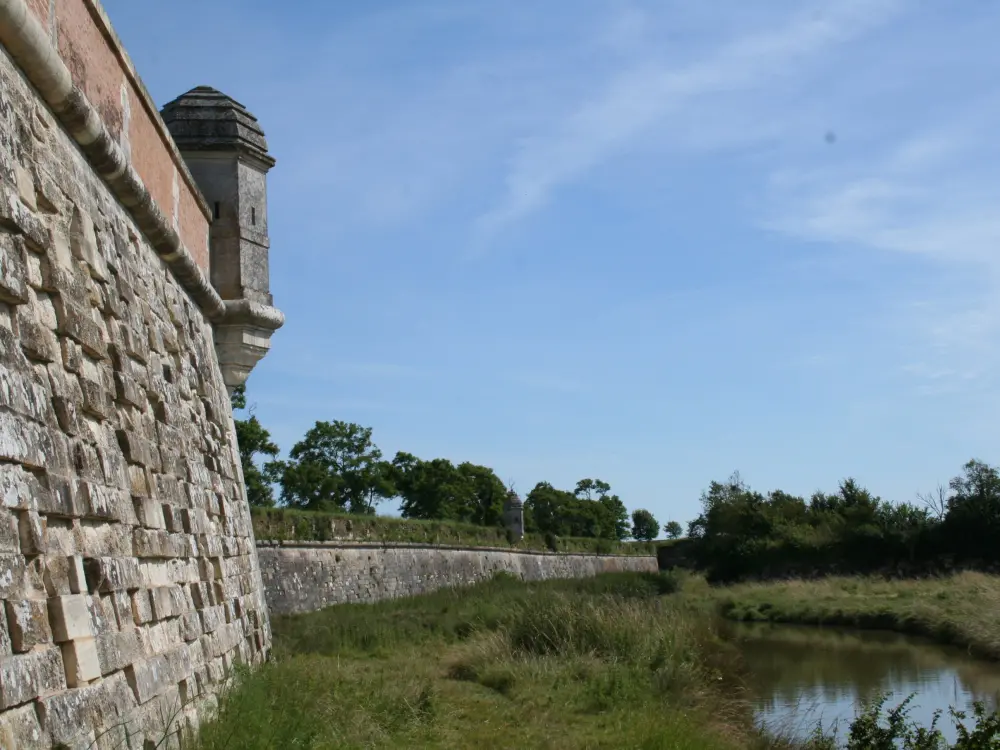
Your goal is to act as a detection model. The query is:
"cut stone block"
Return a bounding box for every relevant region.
[61,636,101,687]
[67,555,87,594]
[16,509,46,554]
[95,628,143,675]
[38,670,137,747]
[135,497,166,530]
[48,593,95,642]
[0,464,45,511]
[0,702,49,749]
[130,590,153,625]
[0,554,26,599]
[0,647,65,709]
[84,556,141,592]
[5,598,52,651]
[0,508,18,553]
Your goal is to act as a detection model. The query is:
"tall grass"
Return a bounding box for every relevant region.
[189,572,780,750]
[187,571,1000,749]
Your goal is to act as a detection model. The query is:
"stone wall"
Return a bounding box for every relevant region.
[258,542,659,616]
[0,5,272,747]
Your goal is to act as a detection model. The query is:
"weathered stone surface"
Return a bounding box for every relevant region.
[0,234,29,305]
[0,554,26,599]
[38,670,137,746]
[35,474,83,518]
[0,647,65,709]
[5,598,52,651]
[16,509,45,554]
[125,645,193,704]
[95,628,143,675]
[54,297,108,361]
[0,410,52,468]
[0,702,49,749]
[84,556,142,592]
[19,317,58,363]
[78,482,129,522]
[0,15,274,746]
[0,180,47,250]
[79,377,112,420]
[69,206,109,282]
[0,509,18,553]
[116,429,156,468]
[135,497,166,530]
[0,464,45,511]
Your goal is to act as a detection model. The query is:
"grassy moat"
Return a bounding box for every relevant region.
[188,572,1000,749]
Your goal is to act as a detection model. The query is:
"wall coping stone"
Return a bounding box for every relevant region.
[257,540,656,559]
[0,0,225,320]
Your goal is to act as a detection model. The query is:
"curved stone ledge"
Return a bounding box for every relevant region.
[0,0,226,321]
[214,300,285,391]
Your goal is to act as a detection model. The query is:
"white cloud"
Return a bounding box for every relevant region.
[473,0,903,247]
[765,111,1000,392]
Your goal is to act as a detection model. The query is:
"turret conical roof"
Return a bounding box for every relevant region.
[161,86,275,167]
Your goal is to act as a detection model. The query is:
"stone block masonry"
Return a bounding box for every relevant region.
[258,542,659,616]
[0,0,280,745]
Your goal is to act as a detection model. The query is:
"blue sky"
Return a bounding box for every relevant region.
[104,0,1000,534]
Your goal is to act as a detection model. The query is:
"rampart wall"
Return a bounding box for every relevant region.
[0,0,274,746]
[258,542,659,616]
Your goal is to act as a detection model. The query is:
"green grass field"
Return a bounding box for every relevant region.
[714,571,1000,661]
[189,572,792,750]
[186,571,1000,749]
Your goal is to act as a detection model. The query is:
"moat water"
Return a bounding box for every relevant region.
[726,622,1000,744]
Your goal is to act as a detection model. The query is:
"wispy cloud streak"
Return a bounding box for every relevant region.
[474,0,903,247]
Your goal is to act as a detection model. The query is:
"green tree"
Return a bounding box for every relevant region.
[575,479,629,540]
[277,421,392,513]
[230,385,280,507]
[599,494,630,541]
[458,462,508,526]
[663,521,683,539]
[357,459,397,515]
[942,459,1000,561]
[390,453,507,524]
[574,478,611,501]
[526,480,624,539]
[525,482,576,536]
[631,508,659,541]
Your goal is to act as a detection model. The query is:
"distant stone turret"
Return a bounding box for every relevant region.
[503,490,524,541]
[161,86,284,391]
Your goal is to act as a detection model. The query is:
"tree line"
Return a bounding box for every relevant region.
[673,459,1000,582]
[232,386,667,541]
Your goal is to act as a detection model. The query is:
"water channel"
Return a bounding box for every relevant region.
[725,622,1000,744]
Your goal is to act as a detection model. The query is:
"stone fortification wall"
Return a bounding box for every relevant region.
[0,2,272,747]
[258,542,659,616]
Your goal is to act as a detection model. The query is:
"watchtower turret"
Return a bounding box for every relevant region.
[161,86,284,391]
[161,85,275,305]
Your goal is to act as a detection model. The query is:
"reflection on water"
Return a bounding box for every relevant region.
[725,622,1000,743]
